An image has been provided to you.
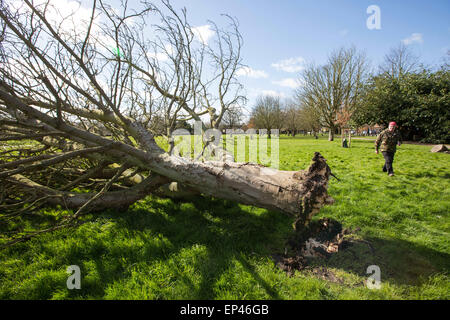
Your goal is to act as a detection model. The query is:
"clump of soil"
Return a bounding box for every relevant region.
[273,218,361,277]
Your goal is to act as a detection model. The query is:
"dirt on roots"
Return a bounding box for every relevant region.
[273,218,368,278]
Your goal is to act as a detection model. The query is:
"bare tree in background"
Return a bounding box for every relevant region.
[296,47,369,141]
[221,104,244,130]
[283,99,300,136]
[297,104,321,137]
[0,0,334,245]
[380,44,419,79]
[251,95,284,138]
[444,50,450,70]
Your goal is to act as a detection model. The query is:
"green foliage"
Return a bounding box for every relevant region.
[356,69,450,143]
[0,136,449,300]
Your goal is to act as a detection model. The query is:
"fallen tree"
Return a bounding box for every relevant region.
[0,0,334,244]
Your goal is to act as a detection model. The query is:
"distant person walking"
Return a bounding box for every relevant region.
[375,122,402,176]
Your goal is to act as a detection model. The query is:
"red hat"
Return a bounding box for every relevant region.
[389,122,397,127]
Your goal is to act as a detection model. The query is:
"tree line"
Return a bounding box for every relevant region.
[248,45,449,143]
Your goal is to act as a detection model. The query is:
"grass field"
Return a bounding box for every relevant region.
[0,135,449,300]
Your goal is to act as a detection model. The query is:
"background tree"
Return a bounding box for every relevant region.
[296,47,369,141]
[356,67,450,143]
[250,95,283,138]
[379,44,419,79]
[297,104,322,137]
[221,104,244,130]
[443,50,450,70]
[283,99,301,136]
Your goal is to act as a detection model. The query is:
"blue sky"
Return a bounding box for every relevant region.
[168,0,450,111]
[18,0,448,113]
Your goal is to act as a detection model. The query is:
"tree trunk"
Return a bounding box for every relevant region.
[328,128,334,141]
[7,173,169,211]
[179,152,334,229]
[0,82,334,231]
[134,148,334,229]
[348,131,352,148]
[5,150,334,229]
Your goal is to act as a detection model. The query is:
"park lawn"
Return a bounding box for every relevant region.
[0,135,449,300]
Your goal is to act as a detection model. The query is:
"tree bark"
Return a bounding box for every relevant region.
[0,84,334,229]
[328,128,334,141]
[7,173,170,211]
[162,152,334,228]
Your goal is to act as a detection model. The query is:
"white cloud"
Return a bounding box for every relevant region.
[236,66,269,79]
[147,51,169,62]
[9,0,117,53]
[272,78,302,89]
[10,0,97,35]
[191,25,215,45]
[402,33,423,45]
[271,57,305,73]
[147,44,175,63]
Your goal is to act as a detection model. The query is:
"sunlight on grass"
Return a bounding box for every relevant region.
[0,136,449,300]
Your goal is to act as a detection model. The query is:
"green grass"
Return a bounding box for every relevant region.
[0,135,449,300]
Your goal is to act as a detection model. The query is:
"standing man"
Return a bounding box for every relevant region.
[375,122,402,176]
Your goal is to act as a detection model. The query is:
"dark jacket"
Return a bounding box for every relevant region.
[375,129,402,153]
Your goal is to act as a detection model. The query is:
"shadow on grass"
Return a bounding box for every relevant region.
[65,196,290,299]
[31,196,449,299]
[147,197,285,299]
[306,235,450,286]
[411,171,450,179]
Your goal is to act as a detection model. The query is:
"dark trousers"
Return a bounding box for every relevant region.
[382,151,395,174]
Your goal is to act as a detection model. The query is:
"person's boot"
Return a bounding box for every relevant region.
[388,172,394,176]
[382,165,387,172]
